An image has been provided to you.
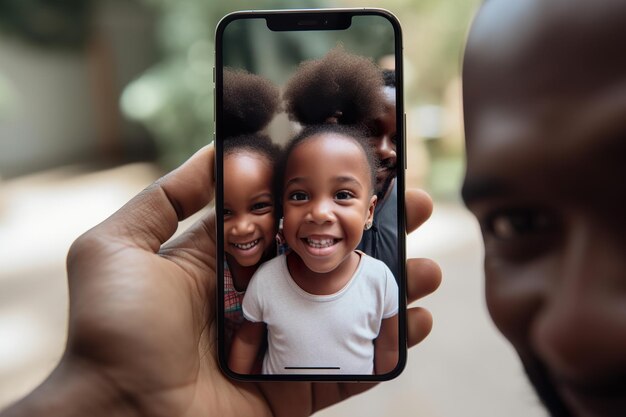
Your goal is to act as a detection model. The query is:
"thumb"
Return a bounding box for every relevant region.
[94,144,215,252]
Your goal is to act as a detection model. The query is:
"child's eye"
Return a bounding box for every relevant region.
[335,191,354,200]
[251,202,272,213]
[223,208,232,217]
[289,192,309,201]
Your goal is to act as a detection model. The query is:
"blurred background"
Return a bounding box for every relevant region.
[0,1,547,416]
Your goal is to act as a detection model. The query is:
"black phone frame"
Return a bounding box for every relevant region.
[215,8,407,382]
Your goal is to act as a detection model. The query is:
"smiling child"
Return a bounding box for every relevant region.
[229,124,399,375]
[221,69,282,353]
[282,46,401,279]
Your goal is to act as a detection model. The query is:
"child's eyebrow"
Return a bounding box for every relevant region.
[285,177,307,187]
[250,191,273,201]
[285,176,364,190]
[333,175,364,189]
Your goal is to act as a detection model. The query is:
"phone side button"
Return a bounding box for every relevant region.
[213,87,216,123]
[403,112,407,170]
[213,137,217,183]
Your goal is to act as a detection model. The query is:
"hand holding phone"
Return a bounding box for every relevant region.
[0,9,441,417]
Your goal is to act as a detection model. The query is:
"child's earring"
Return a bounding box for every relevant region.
[364,221,373,231]
[276,217,286,246]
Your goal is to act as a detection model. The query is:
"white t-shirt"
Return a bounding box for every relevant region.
[242,251,399,375]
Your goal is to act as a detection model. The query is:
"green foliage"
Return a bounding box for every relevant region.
[122,0,481,170]
[0,0,94,50]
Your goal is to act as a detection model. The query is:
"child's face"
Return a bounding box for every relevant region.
[283,134,376,274]
[463,1,626,416]
[223,152,276,267]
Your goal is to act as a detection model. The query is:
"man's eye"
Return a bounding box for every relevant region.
[289,192,308,201]
[487,209,556,240]
[335,191,354,200]
[251,202,272,212]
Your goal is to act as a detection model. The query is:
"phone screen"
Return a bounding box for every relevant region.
[216,9,405,381]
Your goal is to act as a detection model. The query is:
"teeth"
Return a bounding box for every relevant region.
[233,239,259,250]
[306,237,335,248]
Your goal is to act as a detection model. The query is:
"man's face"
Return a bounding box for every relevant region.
[367,89,397,197]
[462,1,626,416]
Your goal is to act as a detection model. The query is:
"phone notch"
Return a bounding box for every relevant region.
[266,12,352,31]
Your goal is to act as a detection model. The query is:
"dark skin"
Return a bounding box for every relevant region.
[463,1,626,416]
[368,92,397,199]
[1,145,441,417]
[223,152,277,291]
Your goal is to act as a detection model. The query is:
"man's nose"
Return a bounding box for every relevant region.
[376,135,396,162]
[530,224,626,379]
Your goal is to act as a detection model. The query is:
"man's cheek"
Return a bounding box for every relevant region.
[484,261,546,349]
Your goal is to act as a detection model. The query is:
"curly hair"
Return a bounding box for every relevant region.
[382,69,396,88]
[282,46,385,126]
[222,68,281,138]
[221,67,282,187]
[221,68,283,218]
[223,133,281,166]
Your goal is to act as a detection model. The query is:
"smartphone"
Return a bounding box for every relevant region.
[215,8,406,382]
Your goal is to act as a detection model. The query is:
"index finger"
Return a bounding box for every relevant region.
[406,188,433,234]
[96,144,215,252]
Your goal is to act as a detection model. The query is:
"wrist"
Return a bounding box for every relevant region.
[1,355,139,417]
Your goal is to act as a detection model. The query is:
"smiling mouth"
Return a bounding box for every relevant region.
[377,164,396,174]
[304,237,338,248]
[557,381,626,417]
[231,239,260,250]
[534,364,626,417]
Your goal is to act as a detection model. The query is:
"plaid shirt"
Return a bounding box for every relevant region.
[224,261,245,348]
[223,236,290,354]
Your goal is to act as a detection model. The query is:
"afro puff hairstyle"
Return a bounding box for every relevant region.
[282,46,386,126]
[222,68,281,138]
[221,67,282,164]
